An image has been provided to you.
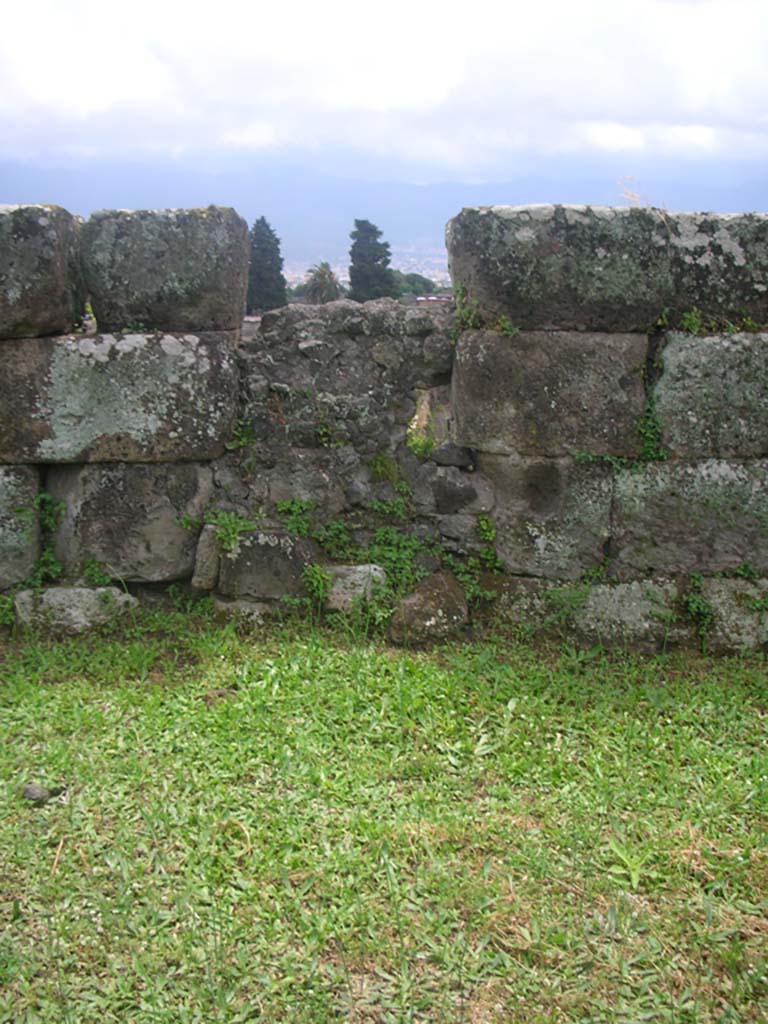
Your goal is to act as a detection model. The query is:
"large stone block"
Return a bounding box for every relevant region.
[14,586,137,635]
[571,580,690,650]
[217,529,316,601]
[476,454,613,579]
[452,329,646,456]
[701,578,768,652]
[0,466,40,590]
[82,207,249,332]
[0,331,238,463]
[0,204,83,339]
[47,463,213,582]
[612,461,768,579]
[654,332,768,458]
[447,205,768,332]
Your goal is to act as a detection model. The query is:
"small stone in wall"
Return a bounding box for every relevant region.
[13,586,137,635]
[389,571,468,645]
[325,564,386,611]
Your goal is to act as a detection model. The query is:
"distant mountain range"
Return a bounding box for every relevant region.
[2,153,766,275]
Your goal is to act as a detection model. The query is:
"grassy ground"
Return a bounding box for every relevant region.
[1,606,766,1023]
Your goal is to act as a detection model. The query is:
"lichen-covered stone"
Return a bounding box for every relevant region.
[0,466,40,590]
[0,204,84,339]
[389,571,468,644]
[217,529,316,601]
[0,331,238,463]
[13,586,137,635]
[47,463,213,582]
[701,578,768,652]
[476,454,613,579]
[447,205,768,332]
[324,564,386,611]
[82,207,248,332]
[654,332,768,457]
[452,328,646,456]
[612,461,768,579]
[572,580,690,650]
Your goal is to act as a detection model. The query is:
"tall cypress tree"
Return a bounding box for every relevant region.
[348,219,397,302]
[247,217,287,313]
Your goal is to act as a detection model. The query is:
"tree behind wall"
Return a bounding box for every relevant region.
[247,217,287,313]
[305,262,343,304]
[348,219,397,302]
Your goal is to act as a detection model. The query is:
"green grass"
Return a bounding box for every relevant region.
[1,610,767,1022]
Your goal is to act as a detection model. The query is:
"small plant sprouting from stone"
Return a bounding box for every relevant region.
[475,514,504,572]
[636,396,668,463]
[206,510,264,554]
[225,419,257,451]
[680,572,715,653]
[315,422,343,449]
[313,520,354,561]
[368,453,400,485]
[302,563,332,608]
[495,314,520,337]
[83,560,113,587]
[453,284,484,335]
[276,499,313,537]
[14,491,66,590]
[370,497,409,522]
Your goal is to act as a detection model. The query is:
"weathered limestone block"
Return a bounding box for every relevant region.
[571,580,691,650]
[14,586,137,635]
[447,205,768,332]
[217,529,316,601]
[654,332,768,458]
[452,329,646,456]
[701,578,768,652]
[82,207,249,332]
[325,564,386,611]
[389,571,468,645]
[0,204,83,339]
[0,331,238,463]
[0,466,40,590]
[476,454,613,579]
[47,463,213,582]
[612,461,768,579]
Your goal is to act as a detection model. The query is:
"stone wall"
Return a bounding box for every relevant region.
[1,201,767,652]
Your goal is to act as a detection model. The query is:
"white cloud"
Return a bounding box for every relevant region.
[1,0,766,175]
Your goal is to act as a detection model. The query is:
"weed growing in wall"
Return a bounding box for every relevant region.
[276,499,313,537]
[680,572,715,653]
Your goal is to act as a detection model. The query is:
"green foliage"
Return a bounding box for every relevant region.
[441,552,496,606]
[315,421,343,448]
[475,513,496,544]
[14,491,66,590]
[302,564,332,608]
[731,561,759,581]
[637,395,668,463]
[246,216,287,314]
[27,549,64,589]
[453,284,483,333]
[391,270,437,297]
[367,453,399,485]
[362,527,428,595]
[313,520,354,560]
[348,219,397,301]
[0,595,15,627]
[305,261,343,304]
[662,307,767,336]
[405,427,435,458]
[205,509,264,554]
[276,499,313,536]
[83,559,112,588]
[370,497,409,522]
[225,419,257,451]
[495,314,520,337]
[681,572,715,653]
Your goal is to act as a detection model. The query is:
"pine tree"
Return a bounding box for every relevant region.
[348,219,397,302]
[305,262,343,304]
[247,217,287,313]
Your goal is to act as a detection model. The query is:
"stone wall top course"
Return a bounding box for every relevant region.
[0,204,84,339]
[447,204,768,332]
[81,206,249,332]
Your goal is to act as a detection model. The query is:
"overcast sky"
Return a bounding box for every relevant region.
[2,0,767,185]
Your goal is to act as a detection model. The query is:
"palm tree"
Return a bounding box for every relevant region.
[305,262,343,304]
